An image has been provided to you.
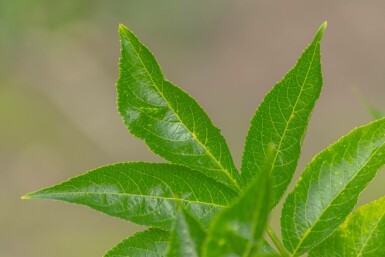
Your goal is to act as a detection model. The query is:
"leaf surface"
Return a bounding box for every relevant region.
[203,144,273,257]
[117,24,240,191]
[281,117,385,255]
[165,209,206,257]
[240,22,326,207]
[310,196,385,257]
[104,228,168,257]
[23,162,237,230]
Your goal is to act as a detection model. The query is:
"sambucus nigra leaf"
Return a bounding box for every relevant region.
[282,117,385,255]
[240,22,326,208]
[310,196,385,257]
[117,25,241,192]
[22,162,237,230]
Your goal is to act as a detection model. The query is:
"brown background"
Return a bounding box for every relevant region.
[1,1,385,256]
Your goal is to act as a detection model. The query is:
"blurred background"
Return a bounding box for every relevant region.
[2,1,385,256]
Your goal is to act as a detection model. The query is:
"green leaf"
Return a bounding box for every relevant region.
[257,239,281,257]
[117,24,241,192]
[310,196,385,257]
[22,162,237,230]
[281,117,385,255]
[240,22,326,208]
[202,144,273,257]
[104,228,168,257]
[165,209,206,257]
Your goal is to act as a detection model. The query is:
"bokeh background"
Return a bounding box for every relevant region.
[2,1,385,256]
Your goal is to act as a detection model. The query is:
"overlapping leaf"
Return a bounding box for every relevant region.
[22,162,237,230]
[281,117,385,255]
[310,196,385,257]
[202,144,273,257]
[165,209,206,257]
[104,228,168,257]
[117,25,241,192]
[240,22,326,208]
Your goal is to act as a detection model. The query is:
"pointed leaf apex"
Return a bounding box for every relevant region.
[21,194,30,200]
[118,23,127,31]
[316,21,327,40]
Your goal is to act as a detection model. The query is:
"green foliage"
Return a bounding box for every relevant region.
[117,24,240,192]
[23,21,385,256]
[281,118,385,255]
[240,23,324,208]
[105,229,168,257]
[165,209,206,257]
[310,196,385,256]
[202,144,273,257]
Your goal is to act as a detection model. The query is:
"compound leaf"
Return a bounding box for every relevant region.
[281,117,385,255]
[240,22,326,208]
[202,144,273,257]
[165,209,206,257]
[118,24,240,192]
[22,162,237,230]
[104,228,168,257]
[310,196,385,257]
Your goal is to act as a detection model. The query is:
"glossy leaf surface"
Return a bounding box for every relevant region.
[23,162,237,230]
[281,117,385,255]
[310,196,385,257]
[104,228,168,257]
[165,209,206,257]
[240,22,326,208]
[117,25,240,191]
[203,145,272,257]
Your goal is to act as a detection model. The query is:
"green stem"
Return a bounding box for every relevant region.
[266,225,290,257]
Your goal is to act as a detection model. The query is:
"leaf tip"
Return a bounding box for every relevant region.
[118,23,127,32]
[118,23,130,39]
[321,21,328,29]
[21,193,33,200]
[317,21,327,38]
[21,189,46,200]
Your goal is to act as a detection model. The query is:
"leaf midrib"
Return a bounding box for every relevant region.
[120,29,240,192]
[28,191,228,208]
[292,141,385,255]
[268,37,320,204]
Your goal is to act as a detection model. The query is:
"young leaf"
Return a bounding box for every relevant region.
[240,22,326,208]
[165,209,206,257]
[117,24,241,192]
[281,117,385,255]
[22,162,237,230]
[202,144,274,257]
[104,228,168,257]
[310,196,385,257]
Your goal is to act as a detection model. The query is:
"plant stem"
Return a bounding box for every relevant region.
[266,225,290,257]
